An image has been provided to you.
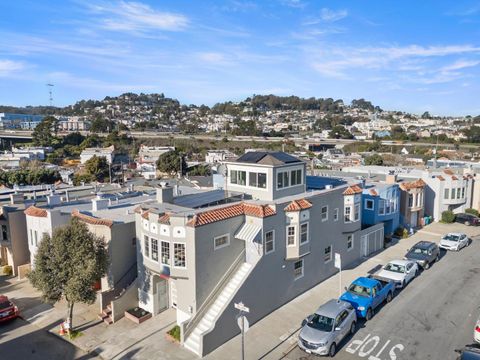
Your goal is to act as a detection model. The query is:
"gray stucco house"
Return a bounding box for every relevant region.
[134,152,383,357]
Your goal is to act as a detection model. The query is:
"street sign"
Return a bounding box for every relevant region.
[234,302,250,313]
[334,253,341,269]
[237,315,250,333]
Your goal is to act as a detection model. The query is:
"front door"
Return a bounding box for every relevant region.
[411,212,418,228]
[156,278,169,313]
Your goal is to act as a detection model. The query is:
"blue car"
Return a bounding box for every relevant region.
[340,276,395,321]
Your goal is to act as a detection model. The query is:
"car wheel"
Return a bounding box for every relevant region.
[414,269,418,277]
[366,308,373,321]
[436,254,440,262]
[386,292,393,303]
[329,343,337,357]
[424,262,430,270]
[350,321,356,335]
[401,280,405,288]
[465,221,471,226]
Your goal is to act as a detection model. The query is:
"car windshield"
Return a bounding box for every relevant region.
[0,300,12,309]
[411,247,428,255]
[443,234,460,242]
[307,314,334,332]
[384,263,405,273]
[348,283,371,297]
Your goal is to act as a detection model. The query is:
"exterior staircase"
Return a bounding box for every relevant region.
[98,303,113,325]
[184,262,252,356]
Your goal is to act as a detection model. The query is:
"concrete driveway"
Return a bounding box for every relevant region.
[206,222,480,360]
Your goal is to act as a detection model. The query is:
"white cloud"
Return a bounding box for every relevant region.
[281,0,306,9]
[0,59,24,77]
[303,8,348,25]
[86,1,188,34]
[440,59,480,72]
[197,52,234,66]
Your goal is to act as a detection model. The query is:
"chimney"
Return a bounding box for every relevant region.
[10,193,24,205]
[92,197,109,211]
[156,182,174,204]
[386,173,397,184]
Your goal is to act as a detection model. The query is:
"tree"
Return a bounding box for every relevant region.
[63,132,85,146]
[156,150,187,176]
[364,153,384,165]
[329,125,354,139]
[421,111,431,119]
[90,115,114,133]
[32,116,59,147]
[441,210,455,223]
[28,218,108,332]
[85,155,109,182]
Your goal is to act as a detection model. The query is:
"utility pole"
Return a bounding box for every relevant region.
[234,302,250,360]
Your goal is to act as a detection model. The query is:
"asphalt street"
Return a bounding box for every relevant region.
[284,236,480,360]
[0,316,99,360]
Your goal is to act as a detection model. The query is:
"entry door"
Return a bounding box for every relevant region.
[156,278,169,313]
[411,212,418,228]
[361,235,368,257]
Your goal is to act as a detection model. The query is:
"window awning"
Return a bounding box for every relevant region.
[235,222,261,242]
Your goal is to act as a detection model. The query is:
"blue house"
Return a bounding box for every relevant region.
[361,182,400,237]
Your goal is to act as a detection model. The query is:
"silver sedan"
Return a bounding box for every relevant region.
[298,299,357,357]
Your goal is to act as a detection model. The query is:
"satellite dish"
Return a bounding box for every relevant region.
[217,164,227,177]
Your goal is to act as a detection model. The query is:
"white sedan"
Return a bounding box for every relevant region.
[439,233,470,251]
[376,260,419,288]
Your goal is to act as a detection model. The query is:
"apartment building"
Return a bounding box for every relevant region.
[24,192,153,321]
[136,145,175,179]
[361,179,400,237]
[0,195,31,276]
[134,151,383,356]
[421,169,474,220]
[399,179,426,228]
[80,145,115,164]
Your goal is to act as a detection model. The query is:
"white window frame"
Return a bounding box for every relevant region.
[264,230,275,254]
[444,188,449,199]
[333,208,339,221]
[379,200,385,215]
[321,206,328,222]
[347,234,354,251]
[365,199,374,210]
[277,171,290,189]
[354,203,360,221]
[161,240,170,265]
[324,245,332,263]
[151,238,159,262]
[344,206,352,223]
[300,223,309,244]
[294,259,304,279]
[173,242,186,269]
[144,235,150,258]
[249,172,267,189]
[286,225,296,246]
[214,233,230,250]
[290,169,303,186]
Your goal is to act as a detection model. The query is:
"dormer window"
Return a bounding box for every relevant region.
[277,171,290,189]
[230,170,246,185]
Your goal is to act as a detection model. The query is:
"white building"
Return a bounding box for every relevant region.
[136,145,175,179]
[80,145,115,164]
[205,150,236,164]
[58,116,90,132]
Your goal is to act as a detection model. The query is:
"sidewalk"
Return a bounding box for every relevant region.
[204,222,480,360]
[0,276,195,360]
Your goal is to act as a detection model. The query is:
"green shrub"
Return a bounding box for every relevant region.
[465,208,479,217]
[394,226,404,237]
[167,325,181,342]
[441,210,456,223]
[402,228,409,239]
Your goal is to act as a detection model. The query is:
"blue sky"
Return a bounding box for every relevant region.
[1,0,480,115]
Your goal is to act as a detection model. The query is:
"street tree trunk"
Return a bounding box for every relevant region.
[67,301,75,332]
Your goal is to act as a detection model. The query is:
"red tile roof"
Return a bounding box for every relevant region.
[443,169,454,175]
[71,209,114,228]
[283,199,313,212]
[186,202,276,227]
[158,213,171,225]
[437,175,445,181]
[369,189,378,196]
[399,179,426,191]
[343,185,363,195]
[451,175,458,180]
[24,206,48,218]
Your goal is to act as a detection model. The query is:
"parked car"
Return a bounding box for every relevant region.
[404,241,440,270]
[475,316,480,344]
[455,344,480,360]
[298,299,357,357]
[455,213,480,226]
[339,276,395,321]
[439,233,470,251]
[376,259,419,288]
[0,295,19,323]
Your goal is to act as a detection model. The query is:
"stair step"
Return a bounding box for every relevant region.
[106,304,112,311]
[184,339,200,354]
[103,316,113,325]
[102,309,112,317]
[97,313,108,321]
